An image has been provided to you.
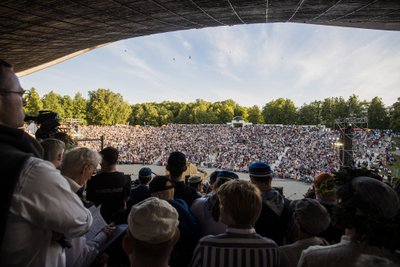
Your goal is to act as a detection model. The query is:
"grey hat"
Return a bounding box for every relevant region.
[295,198,331,235]
[188,176,202,184]
[351,176,399,219]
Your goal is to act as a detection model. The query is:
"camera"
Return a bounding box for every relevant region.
[25,110,60,139]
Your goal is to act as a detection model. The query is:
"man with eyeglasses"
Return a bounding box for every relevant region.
[0,59,93,267]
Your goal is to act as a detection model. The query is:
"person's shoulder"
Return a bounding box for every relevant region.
[198,234,220,245]
[192,196,208,206]
[25,157,60,175]
[20,157,70,188]
[256,234,279,247]
[301,241,345,257]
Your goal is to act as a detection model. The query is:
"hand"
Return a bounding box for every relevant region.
[102,223,116,239]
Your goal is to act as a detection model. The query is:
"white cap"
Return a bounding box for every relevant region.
[128,197,179,244]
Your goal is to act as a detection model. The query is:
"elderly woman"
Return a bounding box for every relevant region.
[60,147,114,267]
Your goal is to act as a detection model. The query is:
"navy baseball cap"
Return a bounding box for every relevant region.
[248,162,273,177]
[217,171,239,180]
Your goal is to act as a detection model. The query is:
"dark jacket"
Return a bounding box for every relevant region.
[255,188,293,246]
[173,181,200,207]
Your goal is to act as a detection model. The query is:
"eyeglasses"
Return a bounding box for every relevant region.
[0,89,29,101]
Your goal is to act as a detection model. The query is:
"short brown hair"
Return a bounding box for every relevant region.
[217,180,262,227]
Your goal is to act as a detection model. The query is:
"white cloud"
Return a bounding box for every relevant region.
[20,23,400,108]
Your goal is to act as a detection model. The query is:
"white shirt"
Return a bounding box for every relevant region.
[64,175,108,267]
[0,158,93,267]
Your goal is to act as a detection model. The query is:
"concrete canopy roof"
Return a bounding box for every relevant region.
[1,0,399,75]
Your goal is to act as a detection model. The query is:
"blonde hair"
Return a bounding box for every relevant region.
[217,180,262,227]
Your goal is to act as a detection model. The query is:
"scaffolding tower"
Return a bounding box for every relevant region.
[334,117,368,168]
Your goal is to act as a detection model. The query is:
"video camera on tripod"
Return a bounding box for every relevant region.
[25,110,60,139]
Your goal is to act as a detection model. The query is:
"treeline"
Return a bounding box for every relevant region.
[25,88,400,131]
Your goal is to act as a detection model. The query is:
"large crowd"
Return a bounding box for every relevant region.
[2,59,399,267]
[76,124,395,180]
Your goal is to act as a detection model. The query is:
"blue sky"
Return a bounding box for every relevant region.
[20,23,400,108]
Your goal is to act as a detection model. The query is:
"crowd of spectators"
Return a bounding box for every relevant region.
[75,124,395,181]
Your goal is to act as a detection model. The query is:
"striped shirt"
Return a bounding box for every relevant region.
[189,227,279,267]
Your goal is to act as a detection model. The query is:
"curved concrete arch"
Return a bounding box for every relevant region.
[1,0,399,74]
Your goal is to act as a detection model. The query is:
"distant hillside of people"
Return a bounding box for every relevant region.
[76,124,395,181]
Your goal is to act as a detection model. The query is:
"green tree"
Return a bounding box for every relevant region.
[320,97,347,128]
[130,104,146,125]
[61,95,74,119]
[234,105,249,121]
[247,105,263,124]
[346,94,365,117]
[142,103,160,126]
[24,87,43,116]
[72,93,87,124]
[212,101,235,123]
[42,91,65,118]
[176,103,194,124]
[262,98,297,124]
[368,97,389,129]
[192,99,214,124]
[390,98,400,132]
[157,105,173,125]
[298,101,322,125]
[87,88,131,125]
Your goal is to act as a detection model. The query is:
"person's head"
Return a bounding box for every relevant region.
[217,180,262,228]
[214,170,239,187]
[138,167,152,185]
[60,147,101,185]
[99,146,119,169]
[209,171,220,186]
[313,172,336,200]
[166,151,187,180]
[149,175,175,200]
[188,176,202,192]
[0,60,26,128]
[335,169,400,250]
[53,132,76,150]
[123,197,180,267]
[248,162,273,189]
[293,198,331,237]
[210,171,239,222]
[40,138,65,168]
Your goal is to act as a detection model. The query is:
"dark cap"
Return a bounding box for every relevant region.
[294,198,331,235]
[217,171,239,180]
[139,167,152,178]
[249,162,273,177]
[149,176,174,193]
[188,176,202,184]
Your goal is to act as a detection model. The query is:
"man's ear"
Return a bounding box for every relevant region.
[182,165,187,172]
[171,228,180,246]
[166,165,170,171]
[122,234,133,255]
